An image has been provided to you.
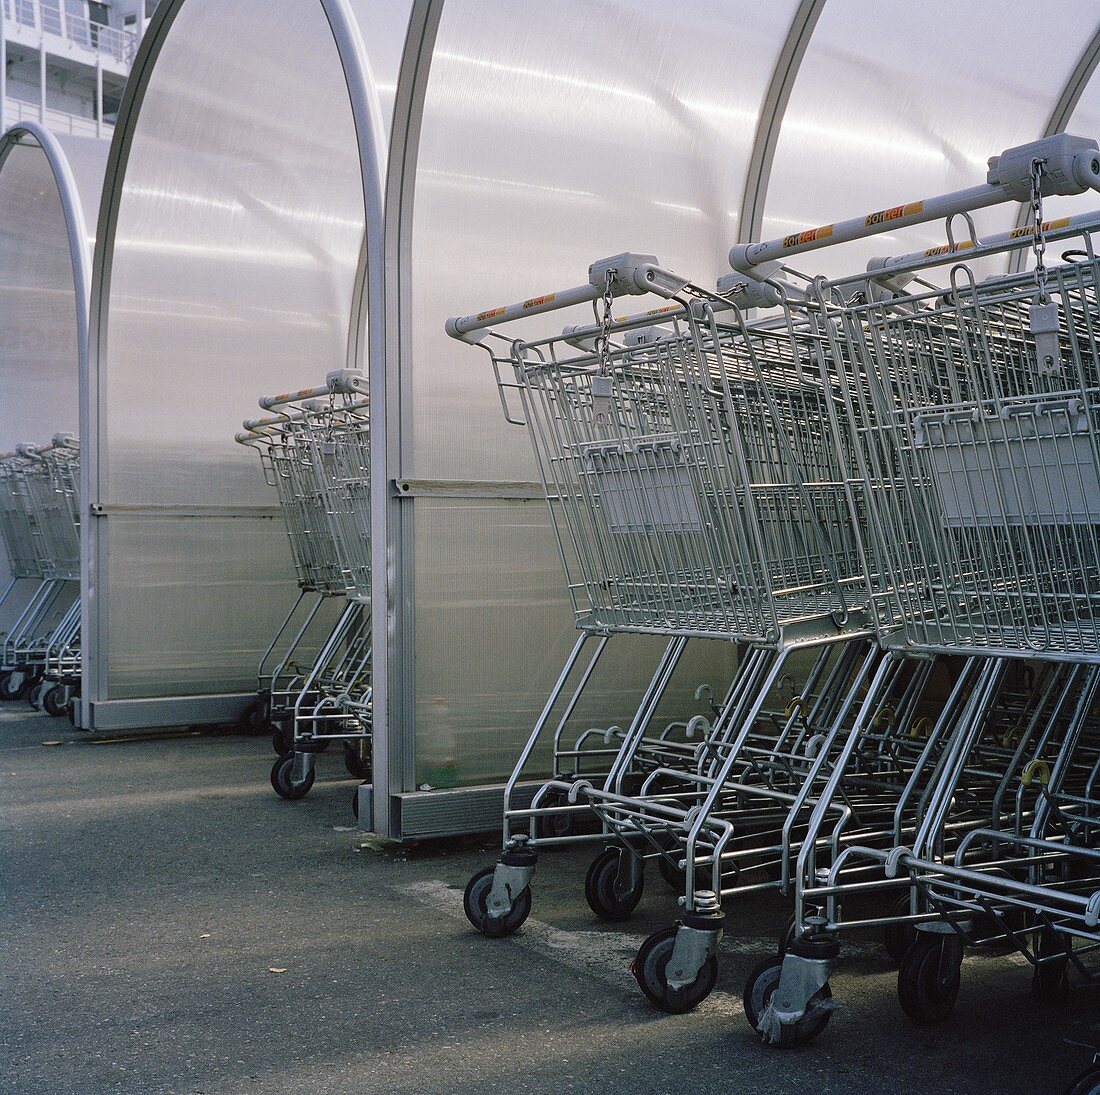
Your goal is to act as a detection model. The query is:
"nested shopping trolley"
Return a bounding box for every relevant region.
[447,251,885,997]
[0,434,81,718]
[705,134,1100,1050]
[448,135,1100,1053]
[448,250,976,1017]
[236,369,372,803]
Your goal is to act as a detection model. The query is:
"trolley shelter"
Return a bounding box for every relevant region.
[80,0,1100,840]
[0,122,104,647]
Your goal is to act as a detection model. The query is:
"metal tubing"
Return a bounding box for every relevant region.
[731,136,1100,273]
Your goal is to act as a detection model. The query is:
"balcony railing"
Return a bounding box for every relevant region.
[3,94,112,137]
[3,0,138,65]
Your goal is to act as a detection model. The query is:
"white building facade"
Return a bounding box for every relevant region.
[1,1,157,138]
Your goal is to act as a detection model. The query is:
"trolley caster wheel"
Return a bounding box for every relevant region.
[271,724,293,756]
[882,895,917,965]
[270,752,315,800]
[0,670,25,701]
[27,680,45,710]
[42,685,67,719]
[632,925,718,1014]
[743,955,833,1047]
[463,865,532,938]
[1066,1063,1100,1095]
[584,847,644,922]
[1032,927,1070,1003]
[343,740,372,780]
[897,933,963,1025]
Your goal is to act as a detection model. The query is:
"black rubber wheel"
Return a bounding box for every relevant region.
[271,724,293,756]
[1066,1063,1100,1095]
[584,847,644,922]
[883,895,918,965]
[743,954,833,1047]
[0,670,26,701]
[632,925,718,1014]
[462,865,532,938]
[343,740,372,779]
[898,933,963,1025]
[270,752,315,800]
[1032,926,1070,1003]
[42,685,67,718]
[27,680,45,710]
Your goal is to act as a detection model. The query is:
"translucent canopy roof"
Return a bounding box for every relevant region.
[764,0,1100,277]
[87,0,1100,826]
[85,0,407,723]
[0,122,105,452]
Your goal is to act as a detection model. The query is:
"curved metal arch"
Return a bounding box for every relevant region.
[0,121,96,351]
[1007,20,1100,273]
[372,0,444,830]
[83,0,391,732]
[737,0,825,248]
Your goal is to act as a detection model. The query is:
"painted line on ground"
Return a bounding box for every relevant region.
[404,878,745,1016]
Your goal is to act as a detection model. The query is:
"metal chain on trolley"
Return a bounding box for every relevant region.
[1028,157,1062,375]
[590,267,617,431]
[1030,157,1050,304]
[593,266,617,376]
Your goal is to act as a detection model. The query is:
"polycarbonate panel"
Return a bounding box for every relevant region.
[104,1,363,508]
[412,498,738,788]
[104,515,298,697]
[0,141,81,453]
[405,0,797,787]
[410,0,799,484]
[0,131,103,595]
[763,1,1100,279]
[98,0,410,699]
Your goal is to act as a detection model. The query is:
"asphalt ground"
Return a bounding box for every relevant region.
[0,704,1095,1094]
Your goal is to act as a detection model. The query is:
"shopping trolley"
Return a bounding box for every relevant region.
[447,252,885,1001]
[0,435,81,716]
[714,135,1100,1047]
[236,369,372,803]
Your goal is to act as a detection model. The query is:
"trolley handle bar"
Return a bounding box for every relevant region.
[730,134,1100,274]
[445,253,690,341]
[258,369,367,410]
[561,302,687,345]
[239,397,369,437]
[856,209,1100,287]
